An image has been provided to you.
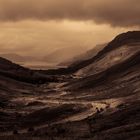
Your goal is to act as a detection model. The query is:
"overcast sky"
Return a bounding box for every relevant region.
[0,0,139,57]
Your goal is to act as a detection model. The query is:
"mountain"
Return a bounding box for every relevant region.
[42,46,87,65]
[42,31,140,75]
[30,31,140,139]
[0,57,58,84]
[0,31,140,140]
[67,51,140,91]
[74,31,140,77]
[59,44,106,67]
[63,31,140,92]
[0,53,40,64]
[0,53,27,63]
[57,31,140,140]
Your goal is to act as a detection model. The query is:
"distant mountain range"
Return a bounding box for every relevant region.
[58,44,106,67]
[0,46,88,69]
[42,46,87,64]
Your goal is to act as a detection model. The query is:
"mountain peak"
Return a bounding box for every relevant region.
[107,31,140,50]
[92,31,139,59]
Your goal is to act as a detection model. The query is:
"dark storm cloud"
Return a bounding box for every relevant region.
[0,0,139,27]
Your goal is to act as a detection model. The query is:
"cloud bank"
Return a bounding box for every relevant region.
[0,20,133,57]
[0,0,139,27]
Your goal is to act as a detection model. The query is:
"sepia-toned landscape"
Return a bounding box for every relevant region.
[0,1,140,140]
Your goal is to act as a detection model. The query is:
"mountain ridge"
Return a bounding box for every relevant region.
[0,57,58,84]
[40,31,140,75]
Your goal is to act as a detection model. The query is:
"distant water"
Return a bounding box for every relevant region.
[20,61,67,70]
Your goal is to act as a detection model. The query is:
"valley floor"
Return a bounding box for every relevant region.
[0,79,140,140]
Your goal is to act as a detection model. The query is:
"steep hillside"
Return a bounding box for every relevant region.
[64,31,140,93]
[43,31,140,75]
[75,43,140,77]
[66,51,140,92]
